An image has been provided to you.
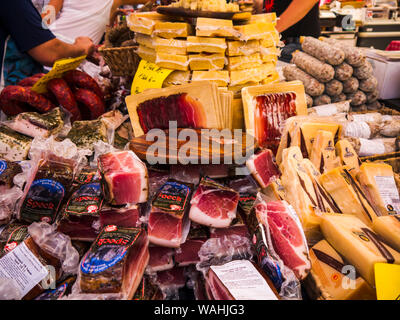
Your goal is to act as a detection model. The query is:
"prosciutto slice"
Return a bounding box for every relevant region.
[246,149,280,188]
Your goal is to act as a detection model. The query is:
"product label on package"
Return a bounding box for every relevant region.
[153,181,191,217]
[0,160,7,175]
[0,224,29,256]
[65,182,103,216]
[374,176,400,215]
[0,242,48,297]
[210,260,278,300]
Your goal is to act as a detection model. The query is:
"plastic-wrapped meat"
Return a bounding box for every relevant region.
[366,90,379,104]
[137,93,204,133]
[346,91,367,106]
[148,167,170,196]
[19,155,75,224]
[148,180,193,248]
[353,60,373,80]
[331,93,347,103]
[342,77,359,94]
[245,149,280,189]
[254,92,298,151]
[313,95,331,106]
[98,151,148,206]
[0,125,32,162]
[199,164,230,179]
[56,167,103,242]
[301,36,345,65]
[334,62,353,81]
[323,38,365,67]
[133,275,163,300]
[0,222,29,258]
[305,94,313,108]
[170,165,201,186]
[325,79,343,97]
[359,77,378,93]
[0,160,22,192]
[78,225,149,299]
[146,246,175,274]
[254,201,310,280]
[189,177,239,228]
[154,267,187,299]
[291,51,334,83]
[34,276,76,300]
[175,238,207,267]
[100,206,141,229]
[282,65,325,97]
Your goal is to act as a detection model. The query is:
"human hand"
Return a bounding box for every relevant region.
[74,37,95,56]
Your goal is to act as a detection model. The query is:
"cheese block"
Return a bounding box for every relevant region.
[260,34,281,48]
[192,70,230,87]
[127,15,156,35]
[227,53,262,71]
[357,163,400,216]
[320,167,381,227]
[234,21,278,41]
[135,33,154,49]
[153,22,192,39]
[321,214,400,287]
[227,40,260,57]
[186,36,227,54]
[372,216,400,252]
[188,53,226,71]
[155,53,189,71]
[137,45,156,63]
[261,71,280,84]
[305,240,376,300]
[335,139,361,177]
[154,37,187,55]
[231,98,244,129]
[196,18,240,38]
[230,63,275,86]
[310,130,340,174]
[162,71,191,88]
[250,13,277,24]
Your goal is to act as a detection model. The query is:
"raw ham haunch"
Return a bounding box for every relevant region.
[146,246,175,274]
[189,177,239,228]
[246,149,280,188]
[100,206,141,229]
[154,267,187,294]
[174,239,206,267]
[98,151,148,206]
[255,201,311,280]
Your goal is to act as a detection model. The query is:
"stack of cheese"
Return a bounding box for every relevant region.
[169,0,240,12]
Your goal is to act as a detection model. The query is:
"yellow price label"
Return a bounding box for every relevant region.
[131,60,173,95]
[374,263,400,300]
[31,55,87,94]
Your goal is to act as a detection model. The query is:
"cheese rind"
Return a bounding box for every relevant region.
[372,216,400,252]
[153,22,192,39]
[196,18,239,38]
[154,37,187,55]
[227,53,262,71]
[155,53,189,71]
[321,214,400,287]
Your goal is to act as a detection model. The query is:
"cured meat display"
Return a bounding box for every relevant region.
[146,246,175,273]
[246,149,280,188]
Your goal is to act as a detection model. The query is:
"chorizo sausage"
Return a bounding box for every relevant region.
[334,62,353,81]
[301,36,345,65]
[353,60,373,80]
[283,65,325,97]
[47,78,82,121]
[74,89,105,120]
[63,70,104,101]
[325,79,343,96]
[291,51,335,83]
[17,73,45,87]
[342,77,359,94]
[313,94,332,106]
[359,77,378,93]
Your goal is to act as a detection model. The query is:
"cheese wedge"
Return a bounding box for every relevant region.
[153,22,192,39]
[372,215,400,252]
[357,163,400,216]
[227,40,260,57]
[155,53,189,71]
[192,71,230,87]
[260,33,281,48]
[137,45,156,63]
[186,36,227,54]
[127,15,156,35]
[135,33,154,49]
[310,130,340,174]
[335,139,361,177]
[306,240,376,300]
[196,18,240,38]
[228,53,262,71]
[154,37,187,55]
[188,53,226,71]
[320,167,381,227]
[163,71,191,88]
[235,21,278,41]
[321,214,400,287]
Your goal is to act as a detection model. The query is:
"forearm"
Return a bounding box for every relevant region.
[276,0,319,33]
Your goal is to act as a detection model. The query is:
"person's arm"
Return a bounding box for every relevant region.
[28,37,95,67]
[276,0,319,33]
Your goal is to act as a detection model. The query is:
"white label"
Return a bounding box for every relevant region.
[0,242,48,297]
[345,121,371,139]
[314,104,338,117]
[358,138,385,156]
[374,176,400,215]
[210,260,278,300]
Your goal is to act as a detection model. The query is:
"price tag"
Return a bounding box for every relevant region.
[374,263,400,300]
[131,60,173,95]
[31,55,87,94]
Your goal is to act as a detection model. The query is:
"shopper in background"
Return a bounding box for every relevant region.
[0,0,94,88]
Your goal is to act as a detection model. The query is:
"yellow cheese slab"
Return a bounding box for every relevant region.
[127,15,156,35]
[335,139,361,177]
[154,37,187,55]
[230,63,275,86]
[137,45,156,64]
[306,240,376,300]
[162,70,191,88]
[188,53,226,71]
[186,36,227,54]
[195,18,240,38]
[260,33,281,48]
[153,22,192,39]
[357,163,400,216]
[234,21,278,41]
[310,130,340,174]
[260,71,280,84]
[372,216,400,252]
[135,33,154,49]
[231,98,244,129]
[192,70,230,87]
[321,214,400,287]
[250,13,277,24]
[227,40,260,57]
[155,52,189,71]
[228,53,262,71]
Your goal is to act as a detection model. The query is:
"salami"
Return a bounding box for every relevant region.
[331,93,347,103]
[282,65,325,97]
[301,36,345,65]
[353,60,373,80]
[291,51,334,83]
[313,95,331,106]
[63,70,104,101]
[366,101,383,111]
[346,90,367,106]
[74,89,106,120]
[323,38,365,67]
[366,89,379,104]
[305,94,313,108]
[334,62,353,81]
[342,77,359,94]
[359,77,378,93]
[0,86,55,116]
[47,79,82,121]
[325,79,343,97]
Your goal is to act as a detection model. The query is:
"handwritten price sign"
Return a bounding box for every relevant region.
[131,60,173,94]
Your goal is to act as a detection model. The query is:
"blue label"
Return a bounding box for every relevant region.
[35,283,67,300]
[0,160,7,176]
[80,245,128,274]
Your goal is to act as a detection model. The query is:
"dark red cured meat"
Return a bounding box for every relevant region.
[100,206,141,228]
[74,88,105,120]
[47,78,81,121]
[17,73,45,87]
[246,149,280,188]
[174,239,206,267]
[155,267,186,290]
[56,214,99,242]
[63,70,104,101]
[147,246,175,273]
[210,225,250,239]
[148,211,185,248]
[206,269,234,300]
[0,85,55,116]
